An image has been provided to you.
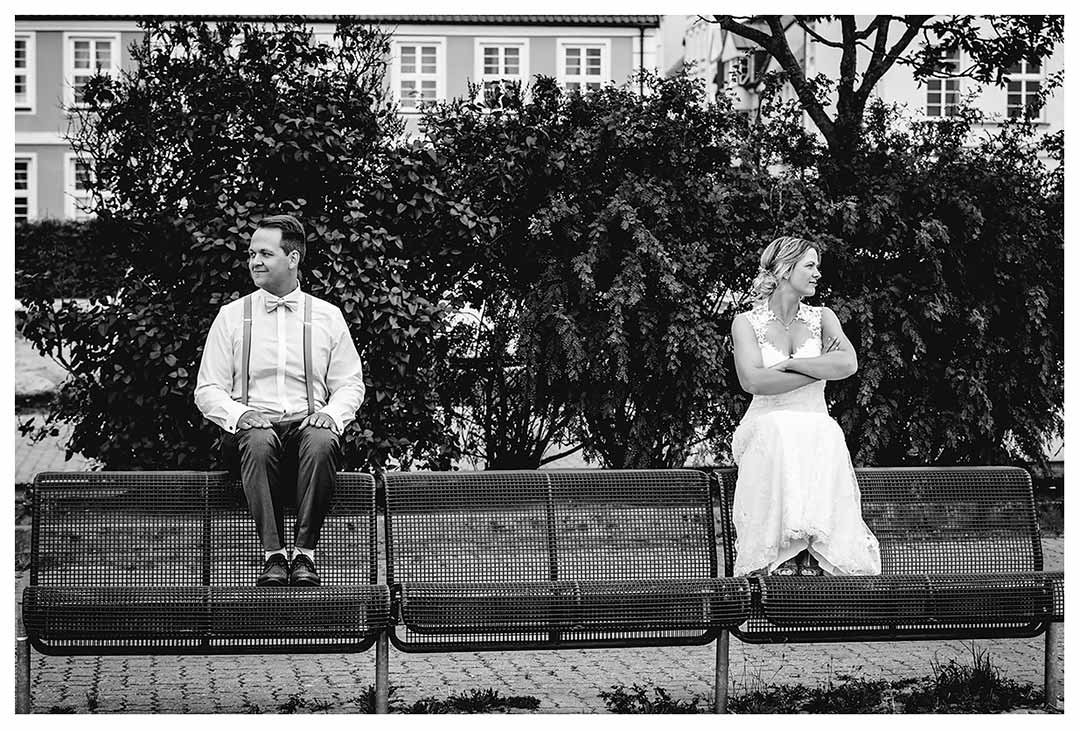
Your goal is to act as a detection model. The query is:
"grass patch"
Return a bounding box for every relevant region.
[403,688,541,713]
[599,683,704,713]
[600,645,1050,714]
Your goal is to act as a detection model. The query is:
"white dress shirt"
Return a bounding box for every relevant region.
[195,285,365,434]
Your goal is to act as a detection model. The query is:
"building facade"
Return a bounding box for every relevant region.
[14,14,660,222]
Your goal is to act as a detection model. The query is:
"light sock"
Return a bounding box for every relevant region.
[264,548,287,562]
[295,546,315,564]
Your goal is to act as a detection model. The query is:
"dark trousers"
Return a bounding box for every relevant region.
[222,421,341,551]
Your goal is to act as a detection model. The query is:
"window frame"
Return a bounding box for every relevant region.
[62,31,121,109]
[64,153,95,221]
[925,47,962,119]
[473,37,530,107]
[15,32,36,114]
[1005,58,1046,122]
[390,37,446,114]
[556,38,611,94]
[15,153,37,223]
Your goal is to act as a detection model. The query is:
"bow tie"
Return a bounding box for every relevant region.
[266,296,298,313]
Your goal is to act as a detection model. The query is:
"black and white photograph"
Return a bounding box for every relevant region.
[9,5,1068,715]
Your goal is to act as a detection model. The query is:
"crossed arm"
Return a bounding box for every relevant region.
[731,307,858,396]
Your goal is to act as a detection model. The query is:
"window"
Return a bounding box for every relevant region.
[15,155,36,222]
[474,39,528,107]
[926,47,961,117]
[1006,58,1044,120]
[557,40,609,93]
[65,155,94,220]
[393,39,445,112]
[15,33,35,113]
[64,33,120,107]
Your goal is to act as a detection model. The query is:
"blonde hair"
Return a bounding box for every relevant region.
[751,236,820,299]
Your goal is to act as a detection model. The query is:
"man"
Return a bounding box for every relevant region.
[195,214,365,587]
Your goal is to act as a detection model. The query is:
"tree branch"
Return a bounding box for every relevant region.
[538,442,585,466]
[838,16,859,103]
[866,15,891,73]
[854,15,887,41]
[794,17,845,49]
[711,15,776,50]
[854,15,933,107]
[755,16,838,148]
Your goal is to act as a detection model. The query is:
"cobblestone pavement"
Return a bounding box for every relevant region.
[19,541,1064,714]
[13,414,99,485]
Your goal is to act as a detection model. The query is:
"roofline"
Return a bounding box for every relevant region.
[15,14,661,28]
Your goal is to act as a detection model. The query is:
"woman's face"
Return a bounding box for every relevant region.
[784,247,820,297]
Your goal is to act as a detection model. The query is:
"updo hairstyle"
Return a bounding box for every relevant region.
[750,236,820,299]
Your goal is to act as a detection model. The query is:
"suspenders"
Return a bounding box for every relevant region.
[240,292,315,416]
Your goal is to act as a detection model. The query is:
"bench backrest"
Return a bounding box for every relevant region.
[383,469,717,585]
[714,466,1042,575]
[30,471,378,587]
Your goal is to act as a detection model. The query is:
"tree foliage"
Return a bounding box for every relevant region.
[16,18,1063,474]
[731,81,1064,469]
[19,19,466,469]
[705,14,1063,176]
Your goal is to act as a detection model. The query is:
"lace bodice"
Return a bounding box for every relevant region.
[740,299,827,413]
[743,299,822,366]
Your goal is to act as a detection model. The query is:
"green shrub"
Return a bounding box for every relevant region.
[16,218,127,300]
[18,20,471,469]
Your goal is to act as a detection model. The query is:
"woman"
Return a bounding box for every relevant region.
[730,236,881,577]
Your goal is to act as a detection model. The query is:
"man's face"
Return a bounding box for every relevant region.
[248,227,296,293]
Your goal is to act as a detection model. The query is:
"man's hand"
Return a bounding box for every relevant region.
[237,410,272,430]
[301,412,340,434]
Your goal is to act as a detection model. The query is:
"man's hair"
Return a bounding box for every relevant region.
[257,214,306,265]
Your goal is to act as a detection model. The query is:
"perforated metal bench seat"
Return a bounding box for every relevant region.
[384,469,752,651]
[22,471,390,655]
[399,578,750,634]
[22,585,388,654]
[712,466,1064,643]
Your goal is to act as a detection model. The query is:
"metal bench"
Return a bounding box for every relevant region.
[712,466,1064,710]
[383,469,751,707]
[17,470,390,713]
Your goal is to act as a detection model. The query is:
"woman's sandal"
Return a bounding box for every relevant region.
[772,559,799,576]
[797,551,824,576]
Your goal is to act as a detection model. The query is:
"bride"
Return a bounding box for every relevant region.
[730,236,881,577]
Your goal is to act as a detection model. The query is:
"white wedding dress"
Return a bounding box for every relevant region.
[731,300,881,576]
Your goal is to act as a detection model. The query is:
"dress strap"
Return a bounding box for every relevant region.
[744,300,771,345]
[797,304,822,341]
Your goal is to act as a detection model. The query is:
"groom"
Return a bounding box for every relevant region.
[195,213,365,586]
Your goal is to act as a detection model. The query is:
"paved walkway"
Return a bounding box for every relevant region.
[19,541,1064,714]
[14,415,99,485]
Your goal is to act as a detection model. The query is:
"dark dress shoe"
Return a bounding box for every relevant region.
[256,553,290,586]
[290,554,321,586]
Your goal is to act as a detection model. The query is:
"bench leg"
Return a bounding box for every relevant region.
[375,630,390,714]
[15,633,30,714]
[1044,622,1062,711]
[713,629,730,714]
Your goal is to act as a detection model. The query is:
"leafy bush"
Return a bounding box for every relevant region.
[18,20,471,469]
[15,219,128,300]
[740,95,1064,469]
[16,20,1061,472]
[417,73,775,468]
